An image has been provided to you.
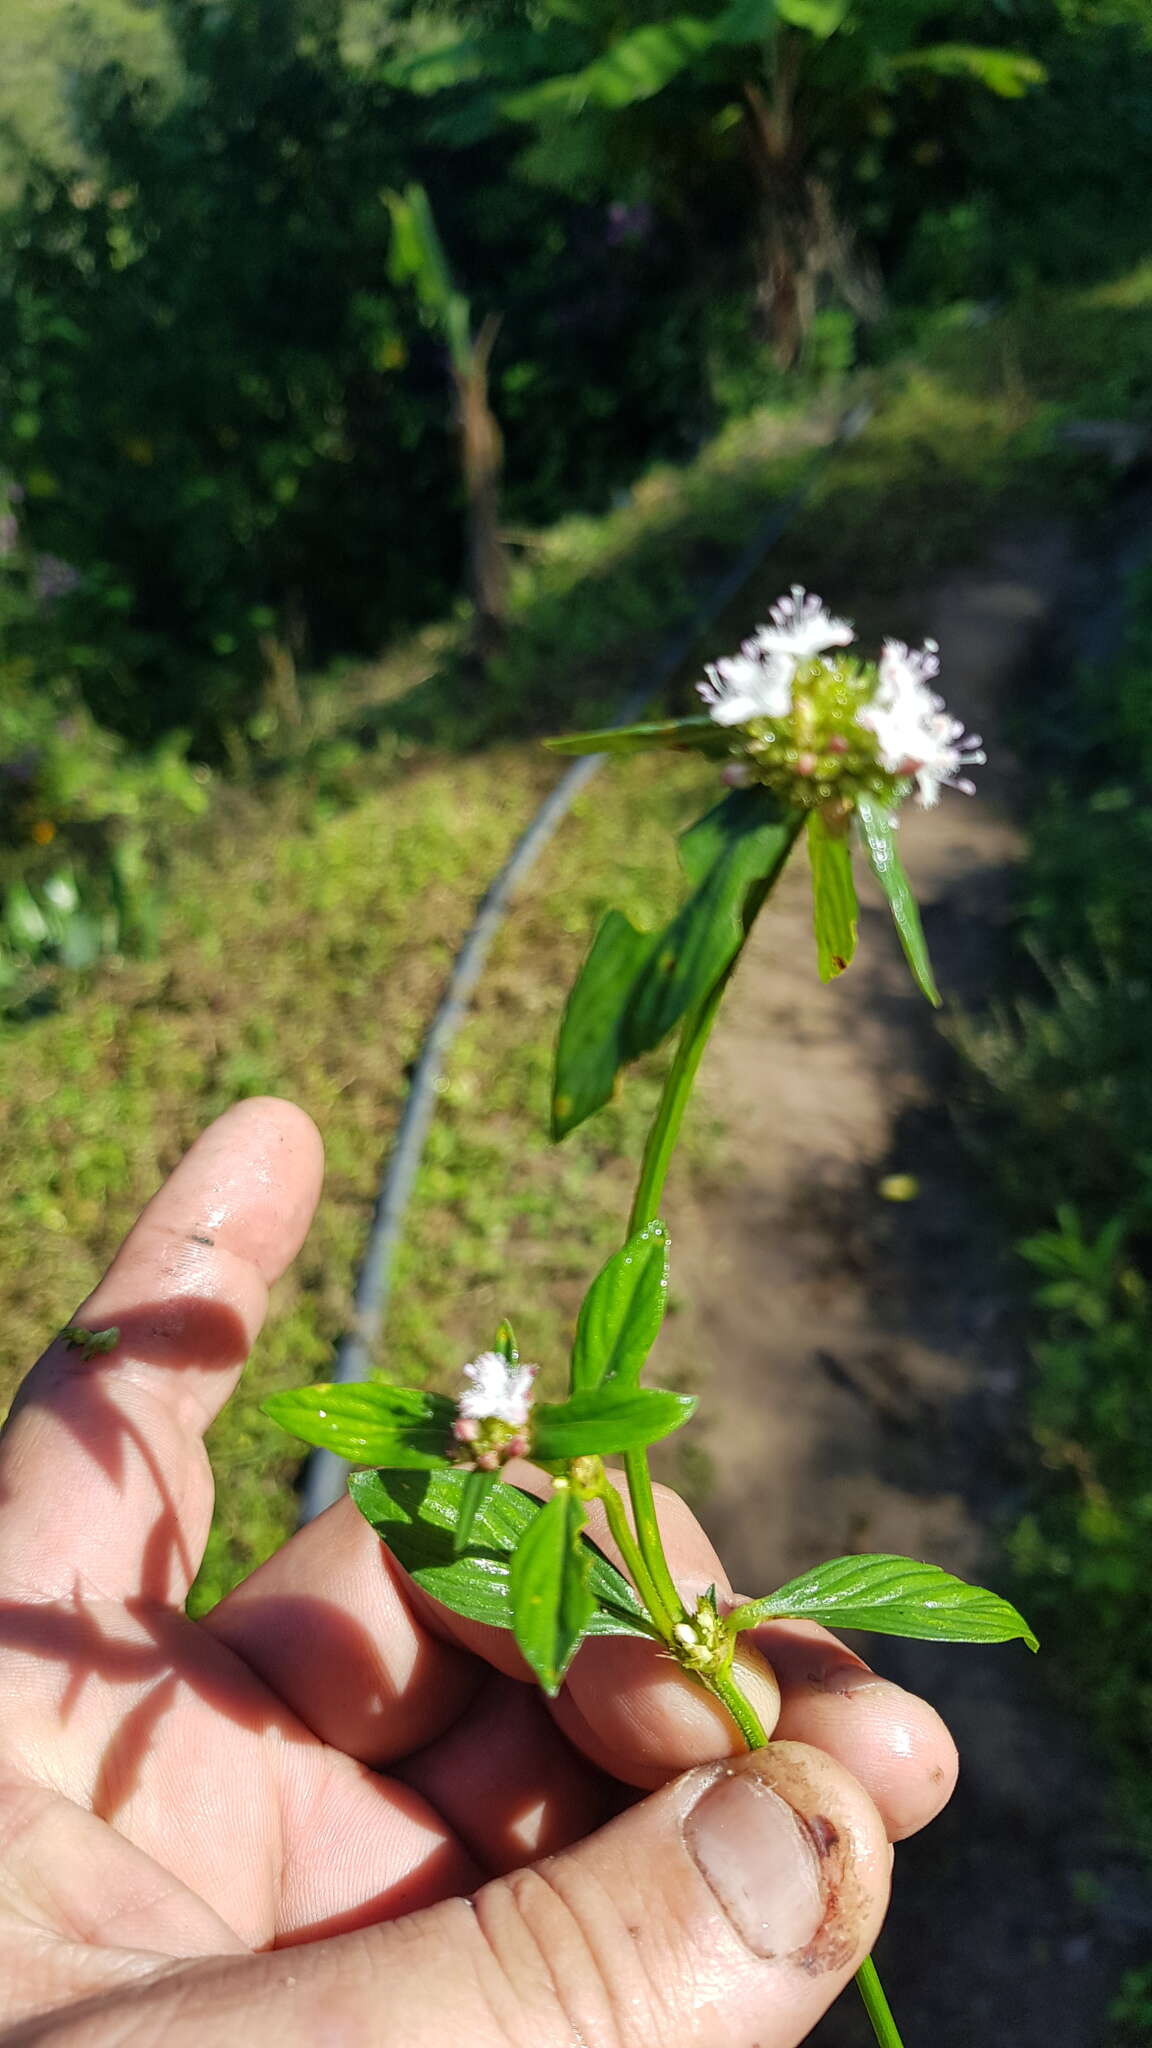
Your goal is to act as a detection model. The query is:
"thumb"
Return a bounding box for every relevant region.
[34,1743,892,2048]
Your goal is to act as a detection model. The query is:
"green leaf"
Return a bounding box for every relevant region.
[676,784,779,885]
[571,1221,669,1393]
[453,1468,499,1554]
[509,1487,598,1693]
[534,1384,695,1460]
[386,185,472,376]
[891,43,1047,98]
[262,1382,455,1467]
[806,810,859,982]
[553,791,800,1139]
[350,1467,658,1642]
[505,18,718,118]
[495,1319,518,1364]
[714,0,779,40]
[855,794,940,1006]
[544,714,730,759]
[775,0,851,39]
[625,794,798,1051]
[552,909,657,1139]
[731,1553,1038,1650]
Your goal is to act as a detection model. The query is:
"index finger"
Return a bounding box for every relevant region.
[0,1097,324,1605]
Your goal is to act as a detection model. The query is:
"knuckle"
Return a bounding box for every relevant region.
[471,1857,680,2048]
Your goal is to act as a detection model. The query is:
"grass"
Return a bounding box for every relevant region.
[3,265,1152,1610]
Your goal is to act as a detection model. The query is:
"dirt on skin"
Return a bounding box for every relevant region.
[654,529,1152,2045]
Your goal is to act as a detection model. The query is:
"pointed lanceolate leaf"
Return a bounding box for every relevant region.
[350,1467,658,1642]
[544,715,730,759]
[552,791,801,1139]
[509,1488,597,1694]
[262,1382,455,1467]
[855,794,941,1007]
[730,1553,1038,1650]
[806,809,859,982]
[570,1221,669,1393]
[534,1384,696,1460]
[495,1320,518,1364]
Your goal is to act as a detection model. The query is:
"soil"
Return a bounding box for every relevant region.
[656,528,1152,2045]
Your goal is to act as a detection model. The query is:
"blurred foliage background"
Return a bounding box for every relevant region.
[2,2,1152,2027]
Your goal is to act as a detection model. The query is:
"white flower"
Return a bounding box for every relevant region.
[456,1351,537,1429]
[698,642,795,726]
[879,636,940,693]
[861,637,985,807]
[697,589,855,733]
[755,586,855,662]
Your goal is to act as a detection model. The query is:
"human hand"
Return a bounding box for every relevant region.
[0,1098,956,2046]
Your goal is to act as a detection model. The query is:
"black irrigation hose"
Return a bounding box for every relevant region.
[299,403,872,1522]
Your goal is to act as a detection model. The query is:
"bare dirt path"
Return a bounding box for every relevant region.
[656,530,1151,2044]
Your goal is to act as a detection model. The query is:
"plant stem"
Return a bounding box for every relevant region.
[623,1448,686,1625]
[596,1469,676,1636]
[618,835,902,2044]
[854,1956,905,2048]
[628,979,729,1235]
[711,1662,906,2048]
[708,1665,772,1749]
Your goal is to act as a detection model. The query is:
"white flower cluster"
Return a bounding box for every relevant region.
[698,587,854,727]
[453,1350,537,1467]
[697,586,984,808]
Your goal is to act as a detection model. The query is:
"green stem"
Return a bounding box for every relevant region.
[709,1664,906,2048]
[623,1448,686,1627]
[617,828,900,2043]
[596,1468,676,1636]
[628,979,729,1235]
[708,1666,772,1749]
[854,1956,904,2048]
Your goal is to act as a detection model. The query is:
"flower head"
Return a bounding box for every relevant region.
[861,638,984,807]
[454,1350,537,1467]
[698,589,855,736]
[457,1350,536,1426]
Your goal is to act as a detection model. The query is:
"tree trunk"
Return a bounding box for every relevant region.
[454,312,507,663]
[743,61,811,371]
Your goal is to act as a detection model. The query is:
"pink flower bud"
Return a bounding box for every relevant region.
[796,751,817,777]
[476,1449,500,1472]
[505,1432,528,1459]
[453,1417,479,1444]
[827,734,848,755]
[721,760,753,788]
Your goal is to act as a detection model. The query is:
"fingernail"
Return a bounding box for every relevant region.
[684,1766,827,1957]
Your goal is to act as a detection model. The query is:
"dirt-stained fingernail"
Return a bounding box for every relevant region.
[684,1767,827,1956]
